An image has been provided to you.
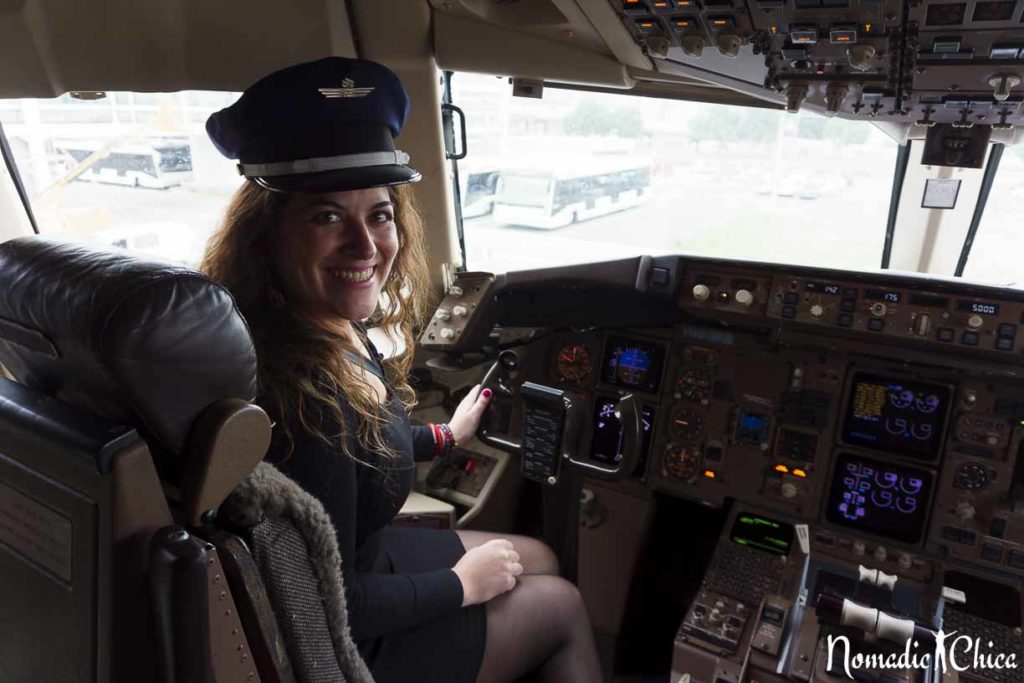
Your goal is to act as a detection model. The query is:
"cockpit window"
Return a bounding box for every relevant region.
[451,72,901,274]
[0,91,241,265]
[961,145,1024,287]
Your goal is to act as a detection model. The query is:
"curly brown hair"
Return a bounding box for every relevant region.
[200,180,432,463]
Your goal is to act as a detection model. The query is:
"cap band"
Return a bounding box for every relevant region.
[238,150,411,178]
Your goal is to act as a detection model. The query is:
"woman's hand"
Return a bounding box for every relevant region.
[447,383,492,445]
[452,539,524,607]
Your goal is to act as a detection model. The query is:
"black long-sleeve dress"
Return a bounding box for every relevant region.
[265,332,486,682]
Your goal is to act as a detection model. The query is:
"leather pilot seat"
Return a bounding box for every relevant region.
[0,236,368,683]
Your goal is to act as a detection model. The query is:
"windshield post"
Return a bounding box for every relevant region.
[955,143,1005,277]
[0,118,39,234]
[880,141,912,270]
[442,71,468,271]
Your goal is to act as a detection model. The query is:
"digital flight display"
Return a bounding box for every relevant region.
[590,397,655,477]
[956,300,1000,316]
[826,452,934,544]
[864,289,902,304]
[731,513,795,555]
[841,373,951,461]
[601,337,665,394]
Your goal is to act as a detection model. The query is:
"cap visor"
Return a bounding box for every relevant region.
[254,164,421,193]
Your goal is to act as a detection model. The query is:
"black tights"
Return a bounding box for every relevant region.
[455,531,601,683]
[477,575,601,682]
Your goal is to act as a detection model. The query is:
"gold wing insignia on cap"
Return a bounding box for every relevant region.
[319,79,375,99]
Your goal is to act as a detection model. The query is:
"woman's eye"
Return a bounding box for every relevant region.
[371,211,395,225]
[310,210,343,225]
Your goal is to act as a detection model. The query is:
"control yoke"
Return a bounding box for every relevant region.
[476,351,643,481]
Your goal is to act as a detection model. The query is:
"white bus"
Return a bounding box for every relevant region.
[459,167,501,219]
[493,160,651,229]
[55,139,194,189]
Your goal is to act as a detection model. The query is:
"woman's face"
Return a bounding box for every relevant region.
[269,187,399,324]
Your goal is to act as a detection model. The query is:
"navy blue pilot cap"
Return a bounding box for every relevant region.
[206,57,421,193]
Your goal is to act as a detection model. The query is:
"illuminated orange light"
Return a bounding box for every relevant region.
[654,1,669,6]
[774,464,790,473]
[712,19,728,25]
[770,24,779,34]
[865,23,873,32]
[793,468,808,478]
[703,470,717,479]
[676,19,691,26]
[834,35,852,42]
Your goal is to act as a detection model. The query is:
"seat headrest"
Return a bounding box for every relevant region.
[0,237,257,475]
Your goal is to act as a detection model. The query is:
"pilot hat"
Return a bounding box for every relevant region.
[206,56,421,193]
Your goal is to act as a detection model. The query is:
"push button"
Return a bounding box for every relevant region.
[998,323,1017,338]
[982,544,1004,563]
[937,328,955,342]
[868,318,884,331]
[840,299,855,312]
[838,314,853,327]
[962,331,979,346]
[784,292,799,305]
[1008,550,1024,569]
[997,337,1014,351]
[782,305,797,319]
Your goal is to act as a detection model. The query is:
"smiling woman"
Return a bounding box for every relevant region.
[270,189,402,325]
[198,56,600,683]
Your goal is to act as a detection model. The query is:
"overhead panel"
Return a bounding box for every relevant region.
[610,0,1024,129]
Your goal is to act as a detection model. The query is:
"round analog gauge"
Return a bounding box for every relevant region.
[663,444,701,481]
[555,344,591,383]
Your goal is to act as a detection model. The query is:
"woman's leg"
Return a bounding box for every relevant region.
[474,575,601,683]
[456,529,560,576]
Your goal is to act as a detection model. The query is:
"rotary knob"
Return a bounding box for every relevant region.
[735,289,754,307]
[709,608,722,625]
[448,285,464,297]
[439,327,456,340]
[452,305,468,318]
[967,314,984,330]
[693,284,711,301]
[810,304,824,319]
[853,541,866,557]
[873,546,888,563]
[870,302,887,317]
[898,553,913,572]
[435,308,452,322]
[781,481,798,499]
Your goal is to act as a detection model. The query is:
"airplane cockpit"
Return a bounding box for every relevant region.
[2,1,1024,682]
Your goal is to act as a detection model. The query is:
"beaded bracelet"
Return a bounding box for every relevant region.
[427,422,456,459]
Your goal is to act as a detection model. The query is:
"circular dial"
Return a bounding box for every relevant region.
[555,344,591,383]
[663,444,702,481]
[671,406,705,441]
[954,462,990,491]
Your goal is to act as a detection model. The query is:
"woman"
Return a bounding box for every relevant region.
[200,57,600,682]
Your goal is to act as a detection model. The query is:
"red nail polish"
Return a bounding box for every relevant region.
[482,388,492,399]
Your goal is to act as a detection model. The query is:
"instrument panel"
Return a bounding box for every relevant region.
[479,255,1024,581]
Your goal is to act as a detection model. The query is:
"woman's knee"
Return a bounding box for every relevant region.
[511,536,559,576]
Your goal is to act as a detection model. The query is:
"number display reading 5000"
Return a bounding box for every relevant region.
[841,373,951,461]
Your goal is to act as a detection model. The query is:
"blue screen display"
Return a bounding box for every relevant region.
[825,452,933,543]
[601,337,665,394]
